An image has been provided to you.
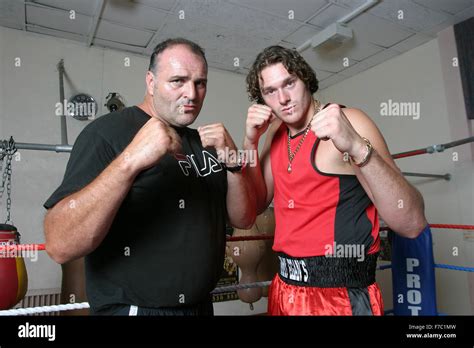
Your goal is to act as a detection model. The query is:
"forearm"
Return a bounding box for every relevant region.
[354,151,427,237]
[243,138,268,214]
[226,169,257,229]
[44,152,138,263]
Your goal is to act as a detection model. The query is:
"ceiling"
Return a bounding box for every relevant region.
[1,0,473,89]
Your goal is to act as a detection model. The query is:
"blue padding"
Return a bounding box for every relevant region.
[391,225,437,315]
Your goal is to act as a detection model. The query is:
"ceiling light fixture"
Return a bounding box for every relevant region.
[297,0,379,52]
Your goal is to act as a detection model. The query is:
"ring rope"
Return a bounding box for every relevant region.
[0,302,90,316]
[226,235,274,242]
[210,281,271,294]
[0,281,272,316]
[1,265,472,315]
[429,224,474,230]
[1,224,472,252]
[434,264,474,272]
[0,243,45,252]
[0,225,470,315]
[376,263,474,272]
[379,224,474,232]
[392,149,428,159]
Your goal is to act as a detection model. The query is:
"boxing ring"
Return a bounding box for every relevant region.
[0,223,473,316]
[1,135,473,316]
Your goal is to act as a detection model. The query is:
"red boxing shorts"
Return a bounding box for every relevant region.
[267,252,384,315]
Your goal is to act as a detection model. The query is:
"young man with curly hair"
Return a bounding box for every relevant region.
[243,46,427,315]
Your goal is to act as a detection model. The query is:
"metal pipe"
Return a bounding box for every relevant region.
[57,59,68,145]
[434,136,474,152]
[337,0,379,24]
[15,143,72,153]
[392,148,430,159]
[392,136,474,159]
[402,172,451,181]
[297,0,379,52]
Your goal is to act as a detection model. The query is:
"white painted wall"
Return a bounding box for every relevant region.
[320,38,474,315]
[0,26,266,315]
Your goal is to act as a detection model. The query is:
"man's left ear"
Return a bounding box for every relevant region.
[146,71,155,96]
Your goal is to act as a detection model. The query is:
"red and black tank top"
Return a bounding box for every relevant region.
[270,119,380,258]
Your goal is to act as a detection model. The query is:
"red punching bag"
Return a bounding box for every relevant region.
[0,224,28,309]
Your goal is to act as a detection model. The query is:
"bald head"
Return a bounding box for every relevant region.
[148,38,207,75]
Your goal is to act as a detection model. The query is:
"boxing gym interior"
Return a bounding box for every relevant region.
[0,0,473,344]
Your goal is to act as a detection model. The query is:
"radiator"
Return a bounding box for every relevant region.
[13,288,61,316]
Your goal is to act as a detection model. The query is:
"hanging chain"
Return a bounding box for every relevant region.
[0,141,8,197]
[0,137,16,224]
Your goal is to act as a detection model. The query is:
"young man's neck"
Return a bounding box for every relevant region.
[287,99,316,136]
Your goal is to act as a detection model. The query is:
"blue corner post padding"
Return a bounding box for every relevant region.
[391,225,437,315]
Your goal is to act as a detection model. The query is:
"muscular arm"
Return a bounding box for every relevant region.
[197,123,256,229]
[226,170,257,229]
[346,109,427,238]
[44,154,137,264]
[243,139,267,215]
[44,117,181,264]
[243,117,280,215]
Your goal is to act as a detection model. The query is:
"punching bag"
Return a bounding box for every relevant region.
[0,224,28,309]
[255,207,279,297]
[391,225,437,315]
[227,225,265,305]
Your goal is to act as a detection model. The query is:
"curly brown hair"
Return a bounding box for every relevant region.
[246,46,319,104]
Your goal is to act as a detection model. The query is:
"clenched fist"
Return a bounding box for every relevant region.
[198,123,239,167]
[310,104,364,156]
[245,104,277,146]
[124,117,182,172]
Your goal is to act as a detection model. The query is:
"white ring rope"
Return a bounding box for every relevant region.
[0,302,90,316]
[0,281,272,316]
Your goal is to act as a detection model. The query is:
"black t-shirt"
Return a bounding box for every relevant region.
[44,106,228,311]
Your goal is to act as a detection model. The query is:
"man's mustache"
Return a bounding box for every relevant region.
[177,98,196,106]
